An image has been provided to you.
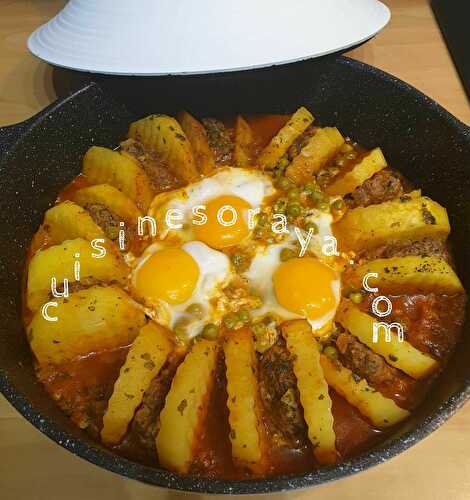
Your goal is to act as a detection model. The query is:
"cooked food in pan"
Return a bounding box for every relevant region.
[24,106,466,479]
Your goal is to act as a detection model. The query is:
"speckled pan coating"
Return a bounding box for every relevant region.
[0,56,469,494]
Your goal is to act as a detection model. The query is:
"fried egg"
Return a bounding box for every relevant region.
[244,222,341,333]
[148,167,275,248]
[131,241,232,338]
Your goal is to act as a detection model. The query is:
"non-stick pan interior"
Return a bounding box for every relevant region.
[1,56,469,494]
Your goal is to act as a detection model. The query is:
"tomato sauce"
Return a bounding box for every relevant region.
[26,112,467,480]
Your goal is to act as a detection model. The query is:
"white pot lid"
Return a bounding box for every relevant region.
[28,0,390,76]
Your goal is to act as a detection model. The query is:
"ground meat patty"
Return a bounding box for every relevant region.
[361,236,451,263]
[258,339,307,447]
[120,138,181,192]
[202,118,233,164]
[130,354,182,453]
[85,202,121,240]
[346,168,404,208]
[287,125,317,160]
[84,202,135,250]
[336,332,419,409]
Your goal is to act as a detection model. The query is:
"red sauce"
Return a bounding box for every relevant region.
[25,112,467,480]
[39,347,128,431]
[56,174,90,203]
[246,114,290,149]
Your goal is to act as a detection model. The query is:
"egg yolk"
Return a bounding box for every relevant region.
[273,257,338,320]
[194,195,251,249]
[134,248,199,304]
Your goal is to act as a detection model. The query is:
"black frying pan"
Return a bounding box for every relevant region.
[1,56,470,494]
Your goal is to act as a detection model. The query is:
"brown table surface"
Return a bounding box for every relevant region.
[1,1,469,499]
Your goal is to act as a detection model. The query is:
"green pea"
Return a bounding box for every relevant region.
[223,313,238,329]
[273,199,287,214]
[349,291,364,304]
[277,177,291,190]
[305,222,319,234]
[287,188,300,201]
[317,200,329,211]
[252,322,266,337]
[310,190,324,203]
[280,247,297,261]
[257,213,269,226]
[304,181,318,195]
[238,309,251,324]
[186,303,203,318]
[323,345,339,360]
[287,203,301,218]
[277,157,289,169]
[201,323,219,340]
[331,199,344,211]
[174,321,188,339]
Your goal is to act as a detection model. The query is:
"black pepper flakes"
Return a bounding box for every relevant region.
[177,399,187,416]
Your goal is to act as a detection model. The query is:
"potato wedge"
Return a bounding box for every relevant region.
[257,107,314,169]
[224,328,264,471]
[177,111,215,175]
[346,255,464,295]
[334,196,450,252]
[82,146,154,212]
[337,301,438,379]
[27,238,129,311]
[156,339,218,473]
[287,127,345,183]
[71,184,142,226]
[28,285,145,365]
[128,114,199,183]
[282,320,337,465]
[101,322,174,445]
[44,201,105,245]
[325,148,387,196]
[320,355,410,428]
[234,115,255,168]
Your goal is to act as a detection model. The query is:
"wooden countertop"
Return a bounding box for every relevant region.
[1,1,469,499]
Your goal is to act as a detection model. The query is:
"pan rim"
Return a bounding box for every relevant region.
[1,55,469,494]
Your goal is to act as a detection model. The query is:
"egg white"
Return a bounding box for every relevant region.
[131,241,233,338]
[148,167,275,242]
[244,214,341,332]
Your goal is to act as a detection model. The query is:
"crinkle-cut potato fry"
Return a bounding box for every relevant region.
[28,285,145,365]
[281,320,337,465]
[337,301,438,379]
[71,184,142,226]
[234,115,255,168]
[128,114,199,183]
[156,339,218,473]
[257,107,314,169]
[286,127,345,184]
[325,147,387,196]
[346,255,464,295]
[334,196,450,252]
[82,146,154,212]
[177,111,215,175]
[224,328,264,471]
[320,355,410,428]
[43,201,105,245]
[101,322,174,445]
[27,238,129,312]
